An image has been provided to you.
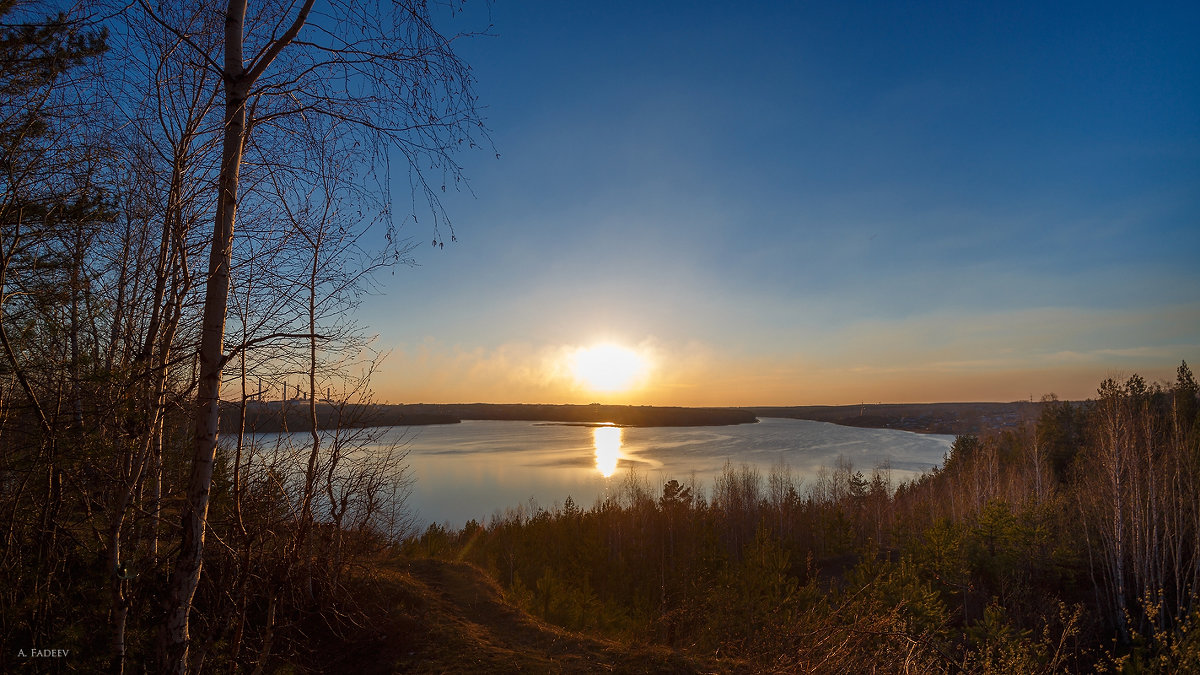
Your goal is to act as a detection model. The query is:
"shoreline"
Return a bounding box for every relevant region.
[223,399,1052,435]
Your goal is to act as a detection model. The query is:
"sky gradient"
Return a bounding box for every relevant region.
[359,0,1199,406]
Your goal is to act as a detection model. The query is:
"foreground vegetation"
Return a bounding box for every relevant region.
[1,0,483,671]
[409,366,1200,673]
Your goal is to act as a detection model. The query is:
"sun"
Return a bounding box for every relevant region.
[570,343,648,393]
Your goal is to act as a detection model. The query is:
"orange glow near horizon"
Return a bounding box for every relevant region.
[367,336,1196,407]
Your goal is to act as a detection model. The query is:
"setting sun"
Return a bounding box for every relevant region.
[570,343,649,393]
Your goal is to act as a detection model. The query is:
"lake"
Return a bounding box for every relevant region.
[371,417,956,528]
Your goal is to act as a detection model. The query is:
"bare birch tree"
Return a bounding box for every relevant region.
[118,1,488,670]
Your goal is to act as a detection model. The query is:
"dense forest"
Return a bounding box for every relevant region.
[410,367,1200,672]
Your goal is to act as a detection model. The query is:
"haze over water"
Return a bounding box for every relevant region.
[389,418,956,527]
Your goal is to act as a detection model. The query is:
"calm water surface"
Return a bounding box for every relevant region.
[376,417,955,528]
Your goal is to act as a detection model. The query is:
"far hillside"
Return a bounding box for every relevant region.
[223,401,758,432]
[225,399,1054,434]
[746,400,1052,434]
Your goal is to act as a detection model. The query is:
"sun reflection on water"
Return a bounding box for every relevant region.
[593,425,622,477]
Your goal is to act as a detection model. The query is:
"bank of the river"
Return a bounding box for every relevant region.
[745,400,1047,434]
[224,401,758,432]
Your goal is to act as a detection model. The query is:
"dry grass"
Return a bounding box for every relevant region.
[301,557,744,674]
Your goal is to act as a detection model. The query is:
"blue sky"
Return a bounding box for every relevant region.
[360,0,1199,405]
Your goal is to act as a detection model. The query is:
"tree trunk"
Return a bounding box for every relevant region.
[160,2,249,665]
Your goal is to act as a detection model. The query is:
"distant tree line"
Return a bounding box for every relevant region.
[411,364,1200,672]
[365,403,759,428]
[748,401,1041,435]
[0,1,485,672]
[224,401,757,433]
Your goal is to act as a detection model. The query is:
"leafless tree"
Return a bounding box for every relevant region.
[112,1,489,670]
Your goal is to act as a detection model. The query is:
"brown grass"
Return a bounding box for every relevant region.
[302,557,744,674]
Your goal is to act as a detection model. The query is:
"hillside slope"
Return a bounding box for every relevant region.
[311,558,741,674]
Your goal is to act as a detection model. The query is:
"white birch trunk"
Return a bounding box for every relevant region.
[160,0,315,667]
[161,2,249,667]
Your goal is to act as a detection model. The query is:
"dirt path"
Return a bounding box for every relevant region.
[319,557,734,674]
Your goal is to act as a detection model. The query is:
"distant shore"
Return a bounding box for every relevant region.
[223,399,1051,435]
[222,401,759,433]
[744,401,1046,435]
